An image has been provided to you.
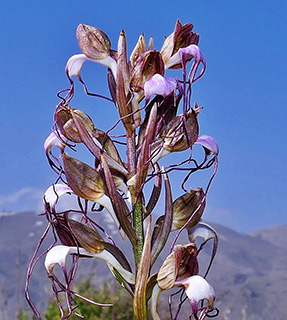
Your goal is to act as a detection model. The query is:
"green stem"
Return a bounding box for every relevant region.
[126,131,144,269]
[133,199,144,269]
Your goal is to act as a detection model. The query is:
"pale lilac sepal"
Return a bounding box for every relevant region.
[195,135,219,155]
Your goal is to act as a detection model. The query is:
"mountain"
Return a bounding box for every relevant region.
[0,211,286,320]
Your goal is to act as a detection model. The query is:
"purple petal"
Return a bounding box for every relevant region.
[144,74,177,102]
[195,135,219,155]
[165,44,205,69]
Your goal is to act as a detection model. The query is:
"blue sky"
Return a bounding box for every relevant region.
[0,0,286,233]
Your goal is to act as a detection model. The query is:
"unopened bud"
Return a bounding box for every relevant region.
[172,188,205,230]
[67,218,104,254]
[55,107,95,143]
[157,244,198,290]
[163,109,199,152]
[77,24,111,60]
[62,153,106,200]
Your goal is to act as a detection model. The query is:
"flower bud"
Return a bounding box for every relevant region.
[130,33,146,67]
[157,244,198,290]
[62,153,106,200]
[76,24,111,60]
[53,216,78,247]
[55,107,95,143]
[163,109,199,152]
[67,218,104,254]
[172,188,206,230]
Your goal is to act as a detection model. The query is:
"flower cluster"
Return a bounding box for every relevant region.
[26,20,219,320]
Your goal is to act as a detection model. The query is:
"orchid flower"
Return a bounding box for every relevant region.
[165,44,206,82]
[45,245,135,284]
[175,275,215,318]
[66,24,117,83]
[195,135,219,156]
[144,73,178,103]
[44,130,67,154]
[43,183,73,211]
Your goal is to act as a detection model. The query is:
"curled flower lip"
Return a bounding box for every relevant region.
[45,245,135,284]
[165,44,206,81]
[165,44,204,68]
[65,53,117,82]
[43,184,73,211]
[44,131,67,153]
[195,135,219,156]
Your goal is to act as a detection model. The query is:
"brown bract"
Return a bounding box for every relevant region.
[157,243,198,290]
[161,19,199,68]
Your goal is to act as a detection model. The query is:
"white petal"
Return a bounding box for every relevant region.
[95,194,127,240]
[66,54,117,81]
[44,245,89,274]
[43,184,73,210]
[44,245,135,284]
[188,222,217,243]
[177,275,215,306]
[96,56,117,81]
[94,250,135,284]
[44,131,67,153]
[65,53,89,78]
